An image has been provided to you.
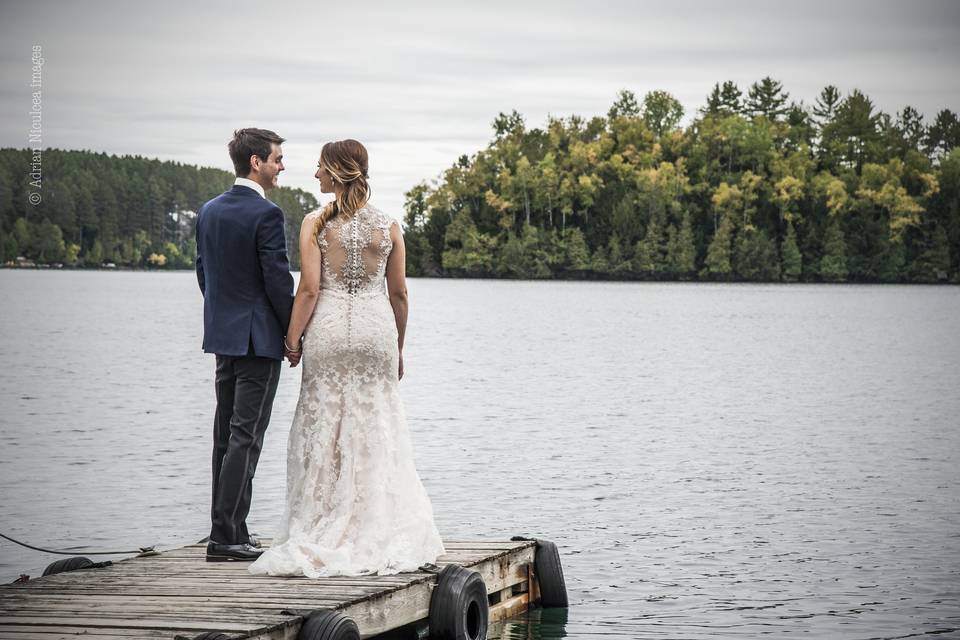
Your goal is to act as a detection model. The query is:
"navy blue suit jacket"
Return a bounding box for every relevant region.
[195,185,294,361]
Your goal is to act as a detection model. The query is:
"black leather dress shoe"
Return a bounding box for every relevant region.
[206,542,263,562]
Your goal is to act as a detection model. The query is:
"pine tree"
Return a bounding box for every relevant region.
[702,83,723,116]
[34,221,66,263]
[719,81,743,115]
[746,76,790,121]
[589,244,610,274]
[820,218,848,281]
[735,226,781,280]
[561,227,590,272]
[924,109,960,159]
[896,106,926,152]
[607,234,631,275]
[911,225,952,282]
[834,90,882,172]
[812,85,842,127]
[666,211,697,278]
[84,239,104,267]
[442,209,492,275]
[701,214,734,279]
[781,219,802,281]
[634,210,666,275]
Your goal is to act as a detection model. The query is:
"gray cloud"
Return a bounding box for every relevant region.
[2,0,958,216]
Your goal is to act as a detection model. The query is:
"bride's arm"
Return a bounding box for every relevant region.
[285,217,322,363]
[385,222,407,379]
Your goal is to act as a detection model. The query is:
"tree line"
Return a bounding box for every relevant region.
[401,79,960,283]
[2,78,958,284]
[0,149,317,269]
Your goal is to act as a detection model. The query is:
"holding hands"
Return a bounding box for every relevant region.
[284,336,302,368]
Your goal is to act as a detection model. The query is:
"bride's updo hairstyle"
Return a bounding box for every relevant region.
[314,139,371,234]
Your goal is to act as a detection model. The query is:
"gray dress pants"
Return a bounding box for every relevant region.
[210,354,282,545]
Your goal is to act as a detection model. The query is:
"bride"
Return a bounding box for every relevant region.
[249,139,445,578]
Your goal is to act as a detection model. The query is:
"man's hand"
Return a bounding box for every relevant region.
[285,348,302,367]
[284,336,302,367]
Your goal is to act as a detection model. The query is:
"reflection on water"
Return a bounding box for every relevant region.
[492,607,570,639]
[1,271,959,639]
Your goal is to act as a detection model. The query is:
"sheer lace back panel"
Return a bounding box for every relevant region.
[316,205,395,296]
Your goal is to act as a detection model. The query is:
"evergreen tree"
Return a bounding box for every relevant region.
[560,227,590,272]
[84,239,104,267]
[633,206,667,275]
[665,211,697,278]
[589,244,609,274]
[896,106,926,153]
[34,221,65,262]
[719,81,743,114]
[701,214,735,279]
[820,218,848,281]
[910,225,951,282]
[13,218,30,253]
[746,76,790,121]
[734,226,781,280]
[702,83,723,117]
[607,233,631,275]
[925,109,960,160]
[442,209,493,275]
[785,101,816,151]
[834,89,882,172]
[815,86,846,172]
[781,219,802,281]
[812,85,842,127]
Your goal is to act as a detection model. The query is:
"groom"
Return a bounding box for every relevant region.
[195,128,299,562]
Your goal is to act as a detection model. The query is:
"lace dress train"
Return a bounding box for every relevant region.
[248,205,445,578]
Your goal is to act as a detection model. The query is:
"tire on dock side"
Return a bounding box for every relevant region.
[534,539,568,608]
[42,556,94,577]
[428,564,488,640]
[298,609,360,640]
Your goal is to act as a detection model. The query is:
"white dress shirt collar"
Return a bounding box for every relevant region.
[234,177,265,199]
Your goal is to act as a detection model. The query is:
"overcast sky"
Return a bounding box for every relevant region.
[2,0,959,216]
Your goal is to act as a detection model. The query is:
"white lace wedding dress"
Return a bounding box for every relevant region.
[248,204,445,578]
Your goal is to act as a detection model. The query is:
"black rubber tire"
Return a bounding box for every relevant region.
[191,633,230,640]
[428,564,488,640]
[534,540,568,608]
[42,556,94,577]
[297,610,360,640]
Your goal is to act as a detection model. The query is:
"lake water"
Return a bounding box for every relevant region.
[1,271,959,639]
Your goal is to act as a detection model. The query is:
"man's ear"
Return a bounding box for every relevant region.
[249,154,260,174]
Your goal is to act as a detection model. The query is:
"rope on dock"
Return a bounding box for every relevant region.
[0,532,157,556]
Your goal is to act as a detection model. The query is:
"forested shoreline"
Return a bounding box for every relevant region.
[2,77,959,283]
[402,79,960,283]
[0,150,318,270]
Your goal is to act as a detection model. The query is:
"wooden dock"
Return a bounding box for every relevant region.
[0,538,566,639]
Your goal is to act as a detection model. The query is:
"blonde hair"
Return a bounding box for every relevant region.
[314,139,371,239]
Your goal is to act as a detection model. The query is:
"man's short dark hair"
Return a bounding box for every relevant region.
[228,128,285,177]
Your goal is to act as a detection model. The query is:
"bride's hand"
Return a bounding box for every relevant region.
[398,353,404,380]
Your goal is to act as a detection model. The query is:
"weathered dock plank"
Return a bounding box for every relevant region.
[0,538,542,639]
